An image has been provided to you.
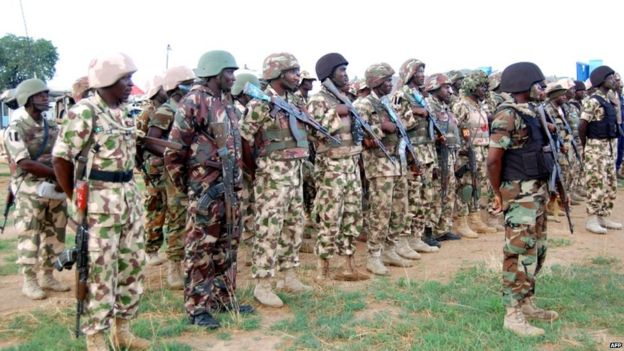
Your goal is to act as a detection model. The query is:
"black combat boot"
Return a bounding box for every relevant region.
[190,312,221,329]
[423,227,441,248]
[438,231,462,241]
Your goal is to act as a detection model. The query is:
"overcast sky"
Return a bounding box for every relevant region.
[1,0,621,91]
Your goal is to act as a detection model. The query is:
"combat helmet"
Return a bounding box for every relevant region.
[590,65,615,87]
[88,52,137,88]
[163,66,196,92]
[16,78,49,107]
[315,53,348,82]
[399,59,425,86]
[500,62,544,94]
[365,63,395,89]
[460,71,489,96]
[424,73,450,92]
[262,52,300,81]
[194,50,238,78]
[231,72,260,96]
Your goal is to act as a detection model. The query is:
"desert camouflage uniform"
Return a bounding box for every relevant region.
[355,90,409,254]
[490,102,549,307]
[239,85,308,278]
[307,86,363,259]
[392,86,439,241]
[453,95,491,216]
[5,115,67,276]
[52,93,145,334]
[165,84,242,316]
[581,90,618,217]
[427,95,460,237]
[151,100,188,261]
[235,100,256,241]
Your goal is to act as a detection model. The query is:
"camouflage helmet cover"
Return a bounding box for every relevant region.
[72,76,90,101]
[163,65,196,91]
[488,71,502,91]
[88,52,137,88]
[398,58,425,86]
[447,70,465,84]
[460,70,489,95]
[299,70,316,83]
[365,63,395,89]
[231,72,261,96]
[16,78,49,106]
[145,75,164,100]
[424,73,450,92]
[194,50,238,78]
[262,52,300,81]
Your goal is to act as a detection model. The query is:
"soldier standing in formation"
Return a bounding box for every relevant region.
[6,78,69,300]
[53,53,149,350]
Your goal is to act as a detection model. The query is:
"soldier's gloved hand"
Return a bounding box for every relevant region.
[335,104,350,117]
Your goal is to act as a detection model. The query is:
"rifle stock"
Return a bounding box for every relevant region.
[74,180,90,337]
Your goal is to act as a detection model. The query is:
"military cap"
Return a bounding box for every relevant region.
[500,62,544,94]
[399,59,425,86]
[315,53,348,82]
[590,65,615,87]
[88,52,137,88]
[365,63,395,89]
[545,82,567,99]
[424,73,450,92]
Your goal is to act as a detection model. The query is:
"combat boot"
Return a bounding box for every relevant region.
[396,238,421,260]
[546,200,561,223]
[468,212,496,234]
[366,252,389,276]
[254,278,283,307]
[484,211,505,232]
[334,255,369,281]
[315,258,330,282]
[520,297,559,321]
[586,215,607,234]
[86,331,108,351]
[454,216,479,239]
[423,227,442,248]
[146,252,166,266]
[299,238,315,254]
[382,246,414,267]
[503,306,545,337]
[408,237,439,253]
[598,216,623,230]
[40,270,70,292]
[277,269,312,293]
[112,318,150,350]
[166,261,184,290]
[22,271,46,300]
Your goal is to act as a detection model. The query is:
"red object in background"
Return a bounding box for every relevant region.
[130,85,144,95]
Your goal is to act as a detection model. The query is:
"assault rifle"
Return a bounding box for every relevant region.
[243,83,341,146]
[0,186,14,234]
[380,96,423,172]
[459,129,480,211]
[321,79,392,161]
[537,105,574,234]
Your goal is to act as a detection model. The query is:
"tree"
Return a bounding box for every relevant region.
[0,34,59,91]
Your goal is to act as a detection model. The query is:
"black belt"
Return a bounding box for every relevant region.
[89,170,133,183]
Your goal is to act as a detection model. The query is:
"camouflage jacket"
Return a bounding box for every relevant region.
[426,95,460,149]
[144,100,177,175]
[5,114,60,196]
[164,84,242,200]
[452,95,490,147]
[581,89,611,124]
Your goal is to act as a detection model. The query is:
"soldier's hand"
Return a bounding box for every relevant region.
[381,121,397,134]
[362,138,376,149]
[335,104,350,117]
[561,145,568,154]
[437,135,447,144]
[547,123,556,133]
[411,107,428,118]
[492,193,503,214]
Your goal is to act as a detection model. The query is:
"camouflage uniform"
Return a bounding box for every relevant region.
[581,89,618,217]
[5,115,67,276]
[53,92,145,335]
[544,100,574,191]
[562,101,583,193]
[489,102,549,307]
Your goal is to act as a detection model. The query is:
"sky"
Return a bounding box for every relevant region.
[1,0,621,91]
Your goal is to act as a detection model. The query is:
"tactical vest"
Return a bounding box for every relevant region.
[259,108,309,160]
[315,89,362,158]
[501,108,554,181]
[587,95,618,139]
[406,117,432,145]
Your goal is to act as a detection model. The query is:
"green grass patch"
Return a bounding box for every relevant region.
[0,252,18,276]
[590,256,620,266]
[547,237,572,248]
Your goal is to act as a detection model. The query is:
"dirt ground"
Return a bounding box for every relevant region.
[0,176,623,350]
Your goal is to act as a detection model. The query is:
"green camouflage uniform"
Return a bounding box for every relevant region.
[52,93,145,335]
[355,91,409,254]
[581,90,618,216]
[239,86,308,278]
[544,101,575,191]
[307,86,363,259]
[562,101,583,193]
[5,115,67,276]
[489,102,548,307]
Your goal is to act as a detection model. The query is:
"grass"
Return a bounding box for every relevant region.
[590,256,620,266]
[547,237,573,248]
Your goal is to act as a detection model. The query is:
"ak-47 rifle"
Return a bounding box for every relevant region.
[380,96,423,172]
[321,79,393,161]
[0,186,14,234]
[243,82,342,146]
[536,105,574,234]
[459,129,480,212]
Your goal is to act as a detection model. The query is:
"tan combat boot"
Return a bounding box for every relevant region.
[484,210,505,231]
[146,252,166,266]
[277,269,312,293]
[520,297,559,321]
[586,215,607,234]
[408,237,439,253]
[166,261,184,290]
[254,278,283,307]
[86,331,108,351]
[22,271,46,300]
[454,216,479,239]
[382,246,414,267]
[315,258,330,282]
[366,252,390,276]
[334,255,369,281]
[468,212,496,234]
[299,238,316,254]
[598,216,623,230]
[503,306,545,337]
[112,318,150,350]
[395,238,421,260]
[40,270,70,292]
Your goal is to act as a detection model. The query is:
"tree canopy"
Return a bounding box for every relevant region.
[0,34,58,91]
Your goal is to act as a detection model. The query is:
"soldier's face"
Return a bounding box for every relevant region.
[219,68,236,92]
[300,79,314,92]
[109,74,134,103]
[565,88,575,100]
[281,68,301,92]
[414,66,425,86]
[436,84,452,103]
[575,90,586,100]
[602,74,616,90]
[331,65,349,88]
[29,91,50,111]
[378,78,393,96]
[475,84,488,101]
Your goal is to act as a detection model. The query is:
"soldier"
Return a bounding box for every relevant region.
[146,66,196,289]
[164,50,254,328]
[487,62,558,337]
[53,53,149,350]
[5,78,68,300]
[306,52,370,281]
[355,62,414,276]
[297,70,316,104]
[452,71,498,237]
[354,78,371,99]
[579,66,622,234]
[486,72,513,118]
[239,53,312,307]
[447,70,465,109]
[568,80,588,198]
[391,58,440,253]
[425,73,462,241]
